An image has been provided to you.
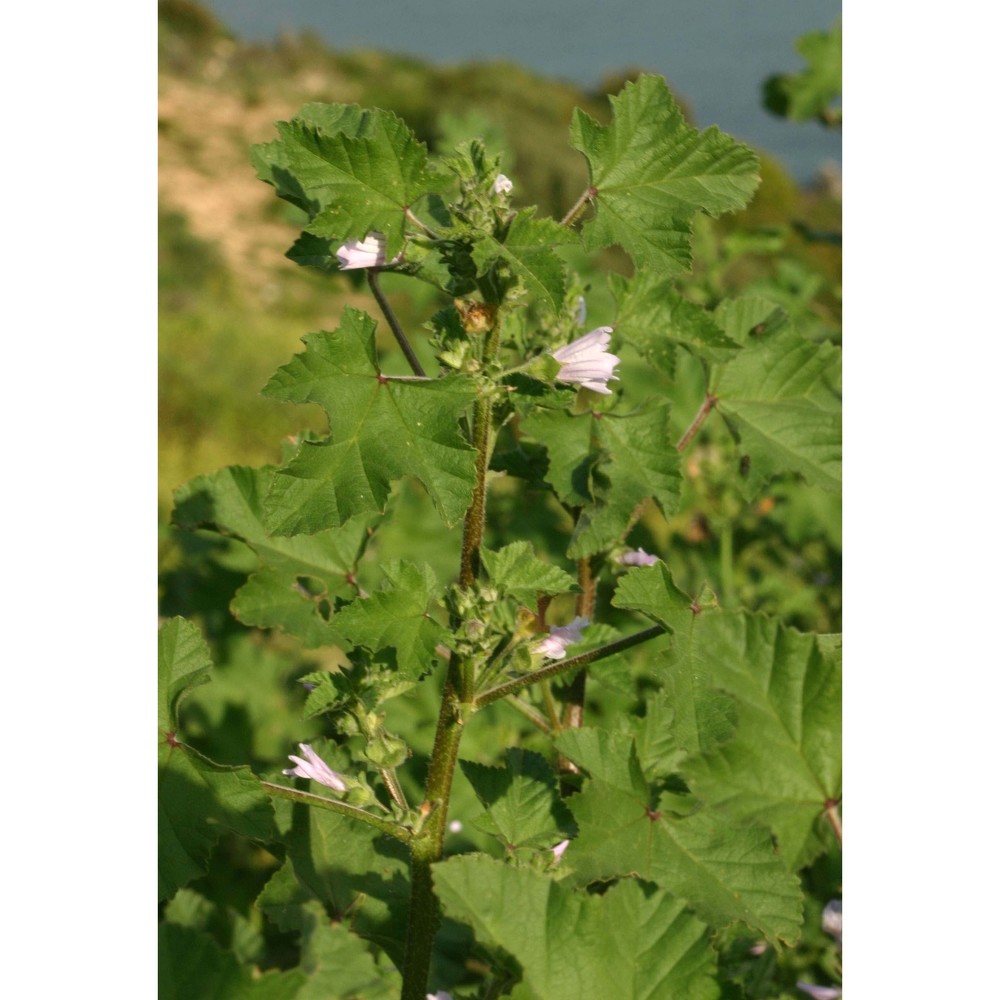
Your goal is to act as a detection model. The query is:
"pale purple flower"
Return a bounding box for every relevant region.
[335,232,400,270]
[426,993,453,1000]
[796,984,841,1000]
[822,899,842,944]
[551,327,620,395]
[493,174,513,194]
[619,548,659,567]
[551,839,570,862]
[532,616,589,660]
[448,820,463,833]
[283,743,348,792]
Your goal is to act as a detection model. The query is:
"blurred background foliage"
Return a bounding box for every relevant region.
[159,2,841,991]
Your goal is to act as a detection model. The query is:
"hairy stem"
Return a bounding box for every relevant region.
[677,393,718,451]
[399,673,466,1000]
[260,782,411,841]
[477,625,666,708]
[560,185,598,228]
[367,270,427,377]
[460,391,493,587]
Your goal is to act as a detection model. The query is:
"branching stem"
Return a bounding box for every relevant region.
[477,625,666,708]
[260,782,412,841]
[367,270,427,377]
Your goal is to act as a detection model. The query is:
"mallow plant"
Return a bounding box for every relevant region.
[160,73,842,1000]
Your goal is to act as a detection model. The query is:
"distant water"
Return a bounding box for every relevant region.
[201,0,841,184]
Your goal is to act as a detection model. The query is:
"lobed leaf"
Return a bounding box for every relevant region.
[261,308,477,534]
[434,856,722,1000]
[480,541,579,605]
[571,75,760,272]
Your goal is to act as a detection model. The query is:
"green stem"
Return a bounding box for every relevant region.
[476,625,667,708]
[460,391,493,588]
[367,270,427,377]
[399,675,466,1000]
[260,782,411,841]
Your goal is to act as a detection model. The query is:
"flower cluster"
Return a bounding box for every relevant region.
[493,174,513,194]
[532,616,589,660]
[551,328,620,395]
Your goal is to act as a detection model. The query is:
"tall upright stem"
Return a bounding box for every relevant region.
[460,391,493,588]
[399,673,466,1000]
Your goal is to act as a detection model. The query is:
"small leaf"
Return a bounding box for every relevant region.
[480,542,579,604]
[459,748,575,850]
[335,561,447,680]
[470,208,577,313]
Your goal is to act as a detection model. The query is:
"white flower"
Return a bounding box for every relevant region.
[796,985,841,1000]
[619,548,659,567]
[532,616,589,660]
[551,839,570,862]
[821,899,842,944]
[572,295,587,326]
[335,232,400,270]
[426,993,453,1000]
[282,743,348,792]
[551,327,620,395]
[448,820,463,833]
[493,173,513,194]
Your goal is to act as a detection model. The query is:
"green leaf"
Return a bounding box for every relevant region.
[158,616,213,733]
[480,541,579,604]
[659,606,842,870]
[252,107,435,259]
[257,797,411,964]
[470,208,576,313]
[159,743,277,902]
[710,305,841,495]
[521,404,682,558]
[335,561,447,680]
[571,75,759,272]
[555,730,802,943]
[763,23,842,124]
[172,466,372,646]
[459,748,575,850]
[611,272,740,373]
[570,404,682,557]
[158,620,277,901]
[296,902,401,1000]
[261,308,476,534]
[159,923,307,1000]
[434,856,721,1000]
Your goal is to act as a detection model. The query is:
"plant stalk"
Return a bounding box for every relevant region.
[560,185,598,227]
[824,798,843,845]
[460,391,493,587]
[399,671,466,1000]
[677,393,718,451]
[367,270,427,377]
[477,625,666,708]
[260,782,411,841]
